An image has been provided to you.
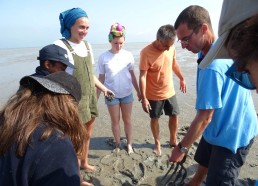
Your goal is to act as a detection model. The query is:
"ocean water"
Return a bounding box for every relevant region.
[0,42,257,109]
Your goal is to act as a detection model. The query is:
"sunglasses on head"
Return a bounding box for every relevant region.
[225,64,256,90]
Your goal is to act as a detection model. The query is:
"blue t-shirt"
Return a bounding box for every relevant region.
[196,53,258,154]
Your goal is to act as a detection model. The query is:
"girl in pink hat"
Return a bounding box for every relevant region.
[97,23,141,154]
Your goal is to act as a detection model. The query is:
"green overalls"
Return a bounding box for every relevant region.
[61,39,98,123]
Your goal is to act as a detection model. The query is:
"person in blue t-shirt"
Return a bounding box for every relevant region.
[199,0,258,185]
[169,5,258,186]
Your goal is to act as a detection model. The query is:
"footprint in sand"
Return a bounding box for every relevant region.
[100,154,117,166]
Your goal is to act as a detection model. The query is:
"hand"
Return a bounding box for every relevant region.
[180,80,187,93]
[103,89,115,97]
[169,146,185,163]
[141,99,152,113]
[137,92,142,102]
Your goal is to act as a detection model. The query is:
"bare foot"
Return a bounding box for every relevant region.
[80,164,96,173]
[169,140,178,147]
[112,147,120,153]
[81,181,94,186]
[80,174,94,186]
[153,144,161,156]
[169,143,177,148]
[127,144,134,154]
[112,143,121,154]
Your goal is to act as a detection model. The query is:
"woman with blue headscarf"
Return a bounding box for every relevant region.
[54,8,114,185]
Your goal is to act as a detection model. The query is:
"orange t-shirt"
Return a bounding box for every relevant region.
[139,43,176,100]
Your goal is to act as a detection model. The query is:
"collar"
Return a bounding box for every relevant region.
[197,41,215,65]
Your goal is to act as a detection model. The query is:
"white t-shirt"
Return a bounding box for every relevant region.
[97,49,135,98]
[54,39,95,75]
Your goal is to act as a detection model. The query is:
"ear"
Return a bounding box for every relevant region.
[201,24,209,33]
[156,38,162,45]
[43,60,51,70]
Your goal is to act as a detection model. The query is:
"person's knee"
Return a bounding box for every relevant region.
[122,116,131,125]
[169,114,178,120]
[84,118,95,126]
[111,121,121,128]
[187,165,207,186]
[150,117,159,123]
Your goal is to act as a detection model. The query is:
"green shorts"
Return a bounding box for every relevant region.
[78,91,98,124]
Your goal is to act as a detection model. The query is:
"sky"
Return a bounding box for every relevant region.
[0,0,223,48]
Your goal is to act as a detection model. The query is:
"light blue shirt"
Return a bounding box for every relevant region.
[196,53,258,154]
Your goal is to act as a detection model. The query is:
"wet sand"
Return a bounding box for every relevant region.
[0,45,257,185]
[81,56,258,186]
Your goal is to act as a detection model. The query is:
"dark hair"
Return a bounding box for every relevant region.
[156,24,176,42]
[40,60,65,70]
[225,14,258,71]
[174,5,213,33]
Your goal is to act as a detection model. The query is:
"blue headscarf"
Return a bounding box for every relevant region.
[59,8,88,39]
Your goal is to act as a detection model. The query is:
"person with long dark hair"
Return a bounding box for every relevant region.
[0,71,86,186]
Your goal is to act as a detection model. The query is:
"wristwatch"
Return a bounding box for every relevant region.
[178,142,188,153]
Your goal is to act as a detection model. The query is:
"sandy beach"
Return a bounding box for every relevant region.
[80,44,258,186]
[0,44,257,186]
[85,96,257,185]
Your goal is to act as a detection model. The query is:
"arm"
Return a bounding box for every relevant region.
[172,60,187,93]
[97,74,105,99]
[94,75,114,97]
[139,70,151,113]
[169,109,214,162]
[129,70,142,101]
